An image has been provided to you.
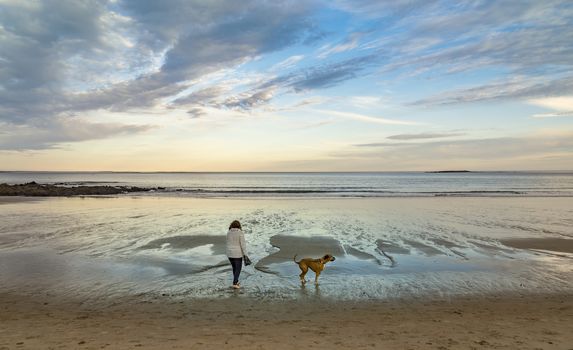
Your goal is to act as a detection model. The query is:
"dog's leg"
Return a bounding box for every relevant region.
[314,270,321,285]
[299,265,308,284]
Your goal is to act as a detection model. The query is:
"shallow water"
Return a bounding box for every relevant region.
[0,196,572,301]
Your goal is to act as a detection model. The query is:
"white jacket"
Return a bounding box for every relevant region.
[226,228,247,258]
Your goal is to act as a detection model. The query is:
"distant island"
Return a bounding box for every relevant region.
[0,182,155,196]
[425,170,472,173]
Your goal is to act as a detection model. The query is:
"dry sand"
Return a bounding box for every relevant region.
[1,292,571,350]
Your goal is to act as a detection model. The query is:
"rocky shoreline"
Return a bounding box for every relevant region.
[0,182,154,196]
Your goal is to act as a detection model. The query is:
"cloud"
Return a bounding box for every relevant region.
[348,96,384,109]
[186,107,207,119]
[219,87,277,110]
[172,86,229,107]
[387,1,573,72]
[170,54,380,112]
[0,118,154,151]
[527,96,573,118]
[271,97,329,113]
[262,130,573,171]
[66,1,317,113]
[0,0,375,123]
[314,109,420,125]
[172,85,277,112]
[354,132,573,158]
[528,96,573,110]
[410,76,573,106]
[0,0,319,148]
[289,54,379,91]
[332,0,441,19]
[231,54,380,109]
[4,0,573,123]
[352,1,573,107]
[387,132,465,140]
[532,111,573,118]
[293,119,336,130]
[0,1,317,118]
[271,55,305,71]
[317,32,366,58]
[2,0,573,156]
[323,130,572,170]
[0,0,132,122]
[354,141,415,147]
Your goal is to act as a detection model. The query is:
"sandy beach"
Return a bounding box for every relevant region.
[1,292,572,349]
[1,195,572,349]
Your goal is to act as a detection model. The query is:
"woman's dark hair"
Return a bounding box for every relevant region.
[229,220,242,230]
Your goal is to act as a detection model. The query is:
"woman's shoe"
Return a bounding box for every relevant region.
[232,284,240,289]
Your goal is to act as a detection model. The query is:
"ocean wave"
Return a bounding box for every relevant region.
[144,188,572,197]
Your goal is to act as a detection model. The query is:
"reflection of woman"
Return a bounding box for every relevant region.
[226,220,247,289]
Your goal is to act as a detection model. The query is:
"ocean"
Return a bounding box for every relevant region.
[1,171,573,197]
[0,171,572,302]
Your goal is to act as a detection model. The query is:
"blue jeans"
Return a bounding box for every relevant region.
[228,257,243,285]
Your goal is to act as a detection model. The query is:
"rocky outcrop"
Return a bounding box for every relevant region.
[0,182,154,196]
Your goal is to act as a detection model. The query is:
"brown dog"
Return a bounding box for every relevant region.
[293,254,336,284]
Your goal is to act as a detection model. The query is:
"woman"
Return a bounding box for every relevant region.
[226,220,247,289]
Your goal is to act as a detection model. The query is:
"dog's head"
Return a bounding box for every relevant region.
[322,254,336,263]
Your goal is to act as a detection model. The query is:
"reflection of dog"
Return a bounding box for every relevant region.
[293,254,336,284]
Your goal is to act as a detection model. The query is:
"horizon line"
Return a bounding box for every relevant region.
[1,170,572,174]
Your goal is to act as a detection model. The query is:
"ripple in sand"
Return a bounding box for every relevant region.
[136,235,228,274]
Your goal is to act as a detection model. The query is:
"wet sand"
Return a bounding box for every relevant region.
[1,292,571,349]
[1,196,573,348]
[501,238,573,254]
[0,196,45,204]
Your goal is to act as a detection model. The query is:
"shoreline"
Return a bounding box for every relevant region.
[1,291,571,349]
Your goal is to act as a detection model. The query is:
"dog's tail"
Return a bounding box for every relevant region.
[293,254,300,264]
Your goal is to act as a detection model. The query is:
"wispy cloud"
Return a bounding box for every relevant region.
[348,96,384,109]
[271,55,305,71]
[387,2,573,74]
[528,96,573,110]
[410,76,573,106]
[292,119,336,130]
[313,109,420,125]
[532,111,573,118]
[363,1,573,108]
[263,131,573,171]
[0,118,154,151]
[528,96,573,118]
[288,54,380,92]
[172,87,230,107]
[169,54,380,112]
[219,87,277,110]
[186,107,207,119]
[332,0,441,20]
[317,32,366,58]
[387,132,465,140]
[354,132,573,157]
[342,131,573,170]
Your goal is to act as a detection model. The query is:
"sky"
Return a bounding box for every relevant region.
[0,0,572,171]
